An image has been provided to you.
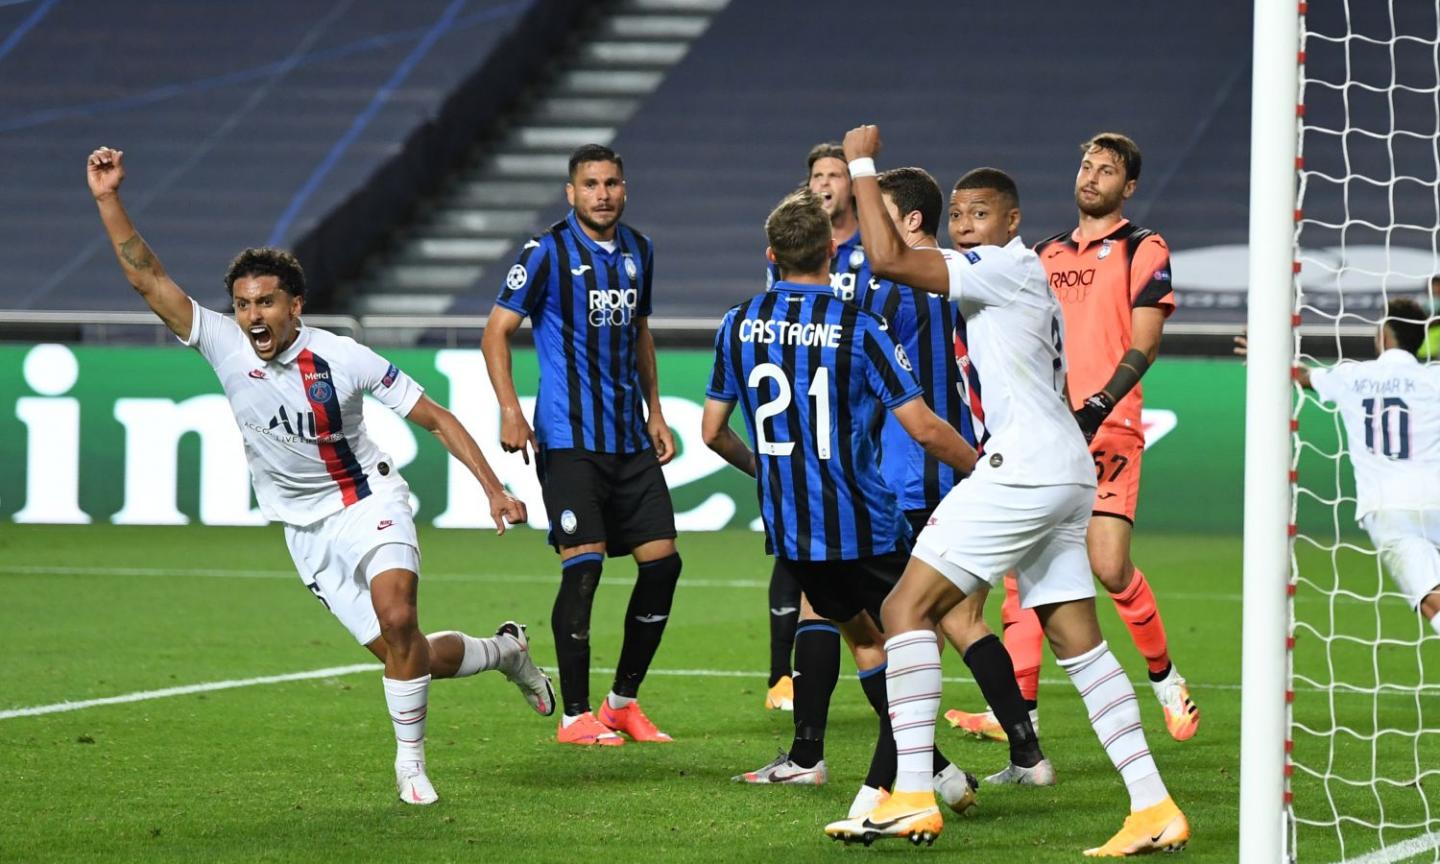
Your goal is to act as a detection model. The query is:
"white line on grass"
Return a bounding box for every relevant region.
[2,564,1247,601]
[0,664,381,720]
[0,661,1283,722]
[2,564,768,590]
[1332,830,1440,864]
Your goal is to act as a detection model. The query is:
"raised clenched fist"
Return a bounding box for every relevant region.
[86,147,125,199]
[842,125,883,162]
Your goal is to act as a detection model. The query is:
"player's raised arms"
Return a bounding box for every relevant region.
[86,147,193,339]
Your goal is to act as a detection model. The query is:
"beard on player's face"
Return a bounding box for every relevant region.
[575,198,623,234]
[1075,183,1125,219]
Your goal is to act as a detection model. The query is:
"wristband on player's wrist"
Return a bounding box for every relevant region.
[848,157,877,179]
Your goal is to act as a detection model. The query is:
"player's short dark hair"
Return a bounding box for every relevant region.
[1385,297,1427,355]
[806,142,846,174]
[766,189,831,276]
[878,167,942,236]
[224,247,305,299]
[1082,132,1143,184]
[568,144,623,179]
[954,167,1020,210]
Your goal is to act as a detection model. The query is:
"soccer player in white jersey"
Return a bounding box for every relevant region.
[822,126,1188,856]
[1301,300,1440,630]
[86,147,555,807]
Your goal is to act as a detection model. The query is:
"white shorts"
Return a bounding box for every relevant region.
[912,474,1095,609]
[1361,509,1440,609]
[283,489,421,645]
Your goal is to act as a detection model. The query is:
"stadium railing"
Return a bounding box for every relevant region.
[0,311,1374,355]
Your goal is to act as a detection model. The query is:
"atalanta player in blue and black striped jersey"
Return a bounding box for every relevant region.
[483,145,682,748]
[866,167,982,534]
[704,189,978,795]
[766,142,879,305]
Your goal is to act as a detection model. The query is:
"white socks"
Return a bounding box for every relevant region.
[884,630,944,794]
[1060,641,1168,811]
[607,692,635,710]
[1430,614,1440,638]
[431,630,517,678]
[382,674,431,764]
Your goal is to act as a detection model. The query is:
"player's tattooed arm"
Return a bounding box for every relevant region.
[701,398,757,477]
[86,147,193,339]
[842,124,951,296]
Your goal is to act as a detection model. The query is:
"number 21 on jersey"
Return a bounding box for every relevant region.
[749,362,832,459]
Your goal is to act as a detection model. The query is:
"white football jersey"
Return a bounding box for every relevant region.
[182,300,423,526]
[939,238,1094,488]
[1310,349,1440,520]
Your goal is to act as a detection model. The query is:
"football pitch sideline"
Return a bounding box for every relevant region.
[0,523,1389,862]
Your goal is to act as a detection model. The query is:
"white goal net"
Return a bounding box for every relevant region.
[1289,2,1440,861]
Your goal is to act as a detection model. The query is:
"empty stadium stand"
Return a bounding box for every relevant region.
[0,0,582,311]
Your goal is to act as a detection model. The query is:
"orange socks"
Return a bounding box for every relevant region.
[1110,568,1171,676]
[1000,574,1043,702]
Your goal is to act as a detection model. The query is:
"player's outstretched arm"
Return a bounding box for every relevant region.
[406,394,528,534]
[701,398,757,477]
[480,305,540,465]
[1234,333,1311,388]
[842,125,950,296]
[891,398,978,475]
[87,147,192,339]
[635,316,675,464]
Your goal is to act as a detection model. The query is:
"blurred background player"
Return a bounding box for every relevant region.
[1243,300,1440,632]
[705,189,979,816]
[87,146,552,806]
[947,132,1200,744]
[758,142,883,711]
[482,144,682,747]
[826,125,1187,855]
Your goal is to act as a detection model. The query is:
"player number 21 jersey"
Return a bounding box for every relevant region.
[182,300,423,526]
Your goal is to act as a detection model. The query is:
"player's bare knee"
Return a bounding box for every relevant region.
[1092,557,1133,594]
[376,603,420,640]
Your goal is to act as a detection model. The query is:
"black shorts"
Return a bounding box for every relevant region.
[537,447,677,557]
[776,550,908,624]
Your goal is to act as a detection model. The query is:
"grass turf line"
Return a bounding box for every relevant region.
[0,524,1244,861]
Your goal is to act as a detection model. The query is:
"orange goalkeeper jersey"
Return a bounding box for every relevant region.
[1035,220,1175,440]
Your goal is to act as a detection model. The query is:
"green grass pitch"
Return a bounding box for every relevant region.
[0,524,1426,862]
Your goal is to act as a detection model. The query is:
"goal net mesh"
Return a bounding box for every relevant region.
[1290,2,1440,861]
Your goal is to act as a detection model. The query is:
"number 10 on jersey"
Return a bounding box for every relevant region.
[749,362,832,460]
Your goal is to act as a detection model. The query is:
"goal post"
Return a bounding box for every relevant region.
[1240,0,1301,861]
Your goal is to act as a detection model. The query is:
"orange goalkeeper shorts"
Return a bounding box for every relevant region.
[1090,427,1144,523]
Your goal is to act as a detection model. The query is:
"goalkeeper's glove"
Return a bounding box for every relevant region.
[1072,392,1115,443]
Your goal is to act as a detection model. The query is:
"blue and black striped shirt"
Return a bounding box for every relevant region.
[707,281,922,561]
[863,280,978,513]
[496,211,654,453]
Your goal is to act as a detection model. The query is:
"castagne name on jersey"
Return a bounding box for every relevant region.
[736,317,844,348]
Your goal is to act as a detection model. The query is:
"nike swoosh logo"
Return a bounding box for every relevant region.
[1150,833,1166,843]
[861,810,929,830]
[634,614,668,624]
[523,239,541,250]
[1097,492,1117,499]
[770,769,820,782]
[770,606,798,616]
[571,265,592,275]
